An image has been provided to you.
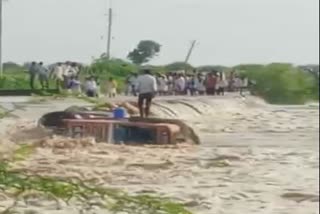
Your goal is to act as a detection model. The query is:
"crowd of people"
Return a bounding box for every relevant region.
[28,61,80,90]
[28,61,106,97]
[126,70,249,97]
[27,63,250,117]
[129,69,250,117]
[28,62,249,103]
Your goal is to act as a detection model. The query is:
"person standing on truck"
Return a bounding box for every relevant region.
[136,69,157,118]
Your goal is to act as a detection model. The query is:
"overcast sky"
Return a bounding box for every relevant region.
[3,0,319,66]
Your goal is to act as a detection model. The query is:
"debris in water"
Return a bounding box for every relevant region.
[35,136,96,149]
[281,192,319,203]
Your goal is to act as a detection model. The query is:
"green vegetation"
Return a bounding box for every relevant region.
[0,166,191,213]
[0,73,30,90]
[89,58,138,92]
[0,58,318,104]
[0,73,57,91]
[127,40,161,65]
[237,63,319,104]
[11,144,36,161]
[0,145,192,214]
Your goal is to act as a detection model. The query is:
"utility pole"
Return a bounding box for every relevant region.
[184,40,196,72]
[0,0,3,77]
[106,7,113,60]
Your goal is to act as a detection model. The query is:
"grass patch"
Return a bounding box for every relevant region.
[12,144,36,162]
[0,163,192,214]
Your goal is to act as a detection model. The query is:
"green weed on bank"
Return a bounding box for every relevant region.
[0,163,192,214]
[0,145,192,214]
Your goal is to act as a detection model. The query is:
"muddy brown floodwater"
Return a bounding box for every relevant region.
[0,96,319,214]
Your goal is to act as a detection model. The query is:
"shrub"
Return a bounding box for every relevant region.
[241,63,318,104]
[0,73,31,89]
[88,58,138,92]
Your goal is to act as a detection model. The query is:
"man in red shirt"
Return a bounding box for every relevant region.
[205,71,217,95]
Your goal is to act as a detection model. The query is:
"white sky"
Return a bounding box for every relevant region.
[2,0,319,66]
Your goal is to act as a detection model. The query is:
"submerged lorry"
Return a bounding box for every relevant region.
[39,105,200,145]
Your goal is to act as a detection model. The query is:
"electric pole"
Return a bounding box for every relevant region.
[184,40,196,72]
[0,0,3,77]
[106,7,113,60]
[184,40,196,64]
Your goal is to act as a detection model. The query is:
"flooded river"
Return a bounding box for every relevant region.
[0,96,319,214]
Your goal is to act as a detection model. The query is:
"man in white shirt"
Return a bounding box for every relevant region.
[69,63,79,77]
[195,73,206,95]
[61,62,71,89]
[50,63,64,90]
[38,62,49,89]
[157,75,168,96]
[136,69,157,118]
[84,77,98,97]
[174,74,186,95]
[128,74,138,96]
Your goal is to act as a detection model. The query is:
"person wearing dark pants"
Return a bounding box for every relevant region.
[136,69,157,118]
[30,74,36,90]
[216,73,226,96]
[205,72,217,95]
[39,75,49,90]
[206,87,216,95]
[138,92,154,118]
[217,87,224,96]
